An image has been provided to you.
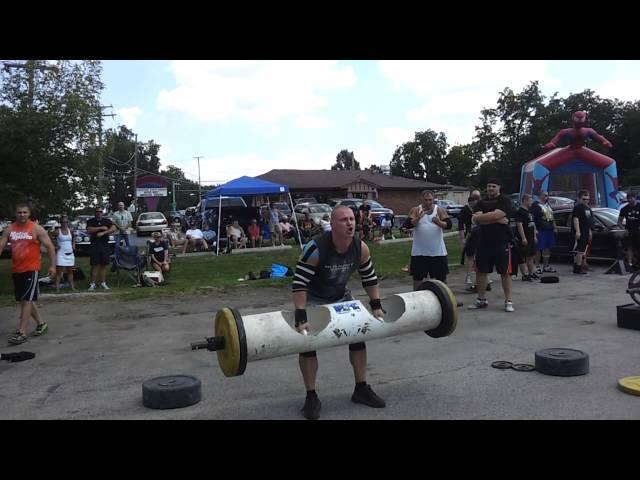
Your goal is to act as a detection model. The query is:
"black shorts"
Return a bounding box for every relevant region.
[13,271,39,302]
[573,236,591,254]
[464,231,478,257]
[516,238,536,260]
[624,230,640,251]
[410,255,449,282]
[90,245,111,266]
[476,244,512,275]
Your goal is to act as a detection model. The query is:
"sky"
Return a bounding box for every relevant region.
[99,60,640,186]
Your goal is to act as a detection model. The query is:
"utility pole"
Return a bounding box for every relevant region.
[172,181,179,210]
[133,133,139,212]
[97,105,116,208]
[2,60,59,110]
[194,156,203,201]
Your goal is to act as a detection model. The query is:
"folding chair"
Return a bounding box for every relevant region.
[110,245,147,286]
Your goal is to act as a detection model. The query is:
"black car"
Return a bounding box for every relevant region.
[551,207,624,260]
[164,210,187,229]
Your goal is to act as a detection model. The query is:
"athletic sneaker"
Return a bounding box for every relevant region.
[8,332,27,345]
[100,282,110,290]
[302,391,321,420]
[535,266,543,275]
[468,298,489,310]
[529,273,540,280]
[504,300,515,312]
[542,265,556,273]
[573,266,589,275]
[33,323,48,336]
[88,283,96,291]
[521,274,532,282]
[351,383,386,408]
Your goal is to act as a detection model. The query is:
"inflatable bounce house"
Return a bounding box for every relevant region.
[520,111,621,208]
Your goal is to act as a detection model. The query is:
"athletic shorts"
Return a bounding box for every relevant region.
[410,255,448,282]
[13,271,39,302]
[476,244,512,275]
[573,235,592,255]
[537,229,556,251]
[90,245,111,266]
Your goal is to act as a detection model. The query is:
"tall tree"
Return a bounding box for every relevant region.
[331,149,360,170]
[390,130,448,183]
[0,60,104,219]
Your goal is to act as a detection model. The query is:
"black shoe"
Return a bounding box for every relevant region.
[486,283,492,291]
[521,274,532,282]
[302,392,321,420]
[351,384,386,408]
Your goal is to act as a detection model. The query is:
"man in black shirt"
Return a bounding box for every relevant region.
[469,179,515,312]
[618,191,640,269]
[515,194,538,281]
[291,206,385,420]
[87,207,116,290]
[571,189,594,275]
[458,193,480,287]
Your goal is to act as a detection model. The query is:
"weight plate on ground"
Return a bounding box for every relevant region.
[540,276,559,284]
[535,348,589,377]
[142,374,202,409]
[618,376,640,396]
[491,361,513,369]
[511,363,536,372]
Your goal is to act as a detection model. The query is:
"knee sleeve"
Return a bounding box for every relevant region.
[300,350,317,358]
[348,342,366,352]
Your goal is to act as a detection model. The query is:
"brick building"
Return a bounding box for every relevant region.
[257,169,460,215]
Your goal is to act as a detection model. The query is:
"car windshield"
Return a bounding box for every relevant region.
[595,208,621,227]
[309,204,332,213]
[140,213,165,220]
[365,200,383,209]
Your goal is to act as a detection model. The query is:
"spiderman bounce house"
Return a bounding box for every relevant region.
[520,111,620,208]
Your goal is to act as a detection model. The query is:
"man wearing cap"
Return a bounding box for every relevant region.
[469,178,515,312]
[87,207,116,291]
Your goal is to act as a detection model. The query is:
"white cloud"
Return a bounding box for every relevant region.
[294,115,336,129]
[378,126,415,148]
[116,106,142,129]
[157,61,356,125]
[597,78,640,102]
[355,112,368,124]
[173,149,340,185]
[379,60,555,146]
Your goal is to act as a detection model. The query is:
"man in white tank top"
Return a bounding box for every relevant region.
[407,190,451,289]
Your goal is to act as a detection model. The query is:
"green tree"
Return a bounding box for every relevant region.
[0,60,104,219]
[390,130,448,183]
[331,149,360,170]
[445,143,481,186]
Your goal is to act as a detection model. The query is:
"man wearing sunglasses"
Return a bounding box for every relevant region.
[571,190,594,275]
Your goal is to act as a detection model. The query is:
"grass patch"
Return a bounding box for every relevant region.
[0,237,462,304]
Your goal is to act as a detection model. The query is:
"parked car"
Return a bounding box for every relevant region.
[70,215,116,256]
[547,196,575,211]
[164,210,187,229]
[259,202,292,219]
[136,212,169,236]
[550,207,623,260]
[294,203,333,225]
[294,197,318,206]
[327,198,394,224]
[0,220,11,257]
[434,199,463,218]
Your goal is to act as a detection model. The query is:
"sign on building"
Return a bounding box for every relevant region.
[136,188,168,197]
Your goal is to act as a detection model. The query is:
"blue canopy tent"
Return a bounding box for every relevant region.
[204,176,302,255]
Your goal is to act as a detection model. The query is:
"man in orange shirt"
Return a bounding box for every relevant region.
[0,203,56,345]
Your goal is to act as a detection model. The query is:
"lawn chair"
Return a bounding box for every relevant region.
[110,245,147,286]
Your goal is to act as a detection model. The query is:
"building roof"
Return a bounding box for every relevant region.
[257,169,448,190]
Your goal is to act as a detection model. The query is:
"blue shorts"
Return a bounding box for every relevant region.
[537,230,556,251]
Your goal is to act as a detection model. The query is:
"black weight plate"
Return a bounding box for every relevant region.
[535,348,589,377]
[511,363,536,372]
[491,361,513,369]
[142,374,202,409]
